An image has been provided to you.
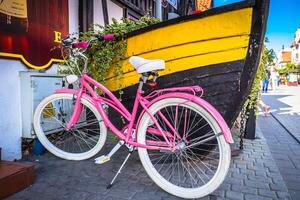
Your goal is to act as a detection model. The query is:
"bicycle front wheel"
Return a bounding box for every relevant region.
[137,97,231,199]
[33,93,107,160]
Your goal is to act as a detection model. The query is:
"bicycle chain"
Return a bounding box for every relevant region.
[239,107,246,150]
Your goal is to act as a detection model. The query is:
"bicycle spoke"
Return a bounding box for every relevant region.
[186,149,218,171]
[187,119,208,138]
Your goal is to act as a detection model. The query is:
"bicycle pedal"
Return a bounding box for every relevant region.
[95,155,110,164]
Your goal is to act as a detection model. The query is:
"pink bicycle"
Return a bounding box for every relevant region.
[33,34,233,199]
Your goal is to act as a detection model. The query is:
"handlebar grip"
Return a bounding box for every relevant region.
[103,34,115,40]
[72,42,89,49]
[97,34,115,41]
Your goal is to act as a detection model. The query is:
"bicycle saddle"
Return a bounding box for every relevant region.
[129,56,165,73]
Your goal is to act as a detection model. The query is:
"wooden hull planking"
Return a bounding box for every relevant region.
[104,0,269,127]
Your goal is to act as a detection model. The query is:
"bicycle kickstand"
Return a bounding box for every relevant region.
[106,150,133,189]
[95,140,124,164]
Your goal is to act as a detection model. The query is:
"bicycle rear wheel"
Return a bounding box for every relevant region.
[33,93,107,160]
[137,97,231,199]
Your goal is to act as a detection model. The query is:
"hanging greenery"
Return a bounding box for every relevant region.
[60,16,160,86]
[243,40,275,116]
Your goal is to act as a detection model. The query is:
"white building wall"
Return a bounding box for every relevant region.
[107,1,124,23]
[291,28,300,64]
[0,61,26,160]
[94,0,105,28]
[94,0,124,27]
[69,0,79,34]
[295,28,300,44]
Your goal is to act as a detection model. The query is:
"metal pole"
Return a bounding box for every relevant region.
[156,0,162,20]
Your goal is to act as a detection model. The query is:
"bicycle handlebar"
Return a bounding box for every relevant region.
[62,34,115,49]
[61,34,115,74]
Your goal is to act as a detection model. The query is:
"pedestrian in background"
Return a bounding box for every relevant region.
[262,69,270,93]
[271,68,279,91]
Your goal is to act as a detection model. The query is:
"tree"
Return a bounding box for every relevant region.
[278,63,299,76]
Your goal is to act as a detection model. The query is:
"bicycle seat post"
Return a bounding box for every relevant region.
[138,73,149,92]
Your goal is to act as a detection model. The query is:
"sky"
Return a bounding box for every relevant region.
[265,0,300,56]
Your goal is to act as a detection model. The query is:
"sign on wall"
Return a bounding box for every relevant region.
[167,0,177,9]
[196,0,212,12]
[0,0,69,69]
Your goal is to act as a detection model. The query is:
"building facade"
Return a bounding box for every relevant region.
[291,28,300,64]
[0,0,210,160]
[0,0,153,160]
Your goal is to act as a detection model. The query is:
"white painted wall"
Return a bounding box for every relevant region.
[291,28,300,64]
[107,0,124,23]
[94,0,124,27]
[69,0,79,34]
[0,60,27,160]
[94,0,105,29]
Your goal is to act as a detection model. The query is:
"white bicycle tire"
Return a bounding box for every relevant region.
[137,97,231,199]
[33,93,107,160]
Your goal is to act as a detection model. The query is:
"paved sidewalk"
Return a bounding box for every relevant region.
[260,85,300,199]
[262,86,300,142]
[8,127,290,200]
[259,115,300,200]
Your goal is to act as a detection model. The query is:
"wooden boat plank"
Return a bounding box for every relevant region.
[126,8,252,56]
[115,35,249,75]
[126,0,256,38]
[105,47,247,91]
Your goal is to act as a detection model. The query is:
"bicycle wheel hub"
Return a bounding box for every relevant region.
[177,141,186,150]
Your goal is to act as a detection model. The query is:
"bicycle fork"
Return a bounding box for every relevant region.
[66,93,83,130]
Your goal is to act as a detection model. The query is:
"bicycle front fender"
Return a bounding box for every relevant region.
[55,89,95,104]
[140,92,234,144]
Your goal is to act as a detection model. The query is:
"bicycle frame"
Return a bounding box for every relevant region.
[56,73,179,151]
[55,73,233,151]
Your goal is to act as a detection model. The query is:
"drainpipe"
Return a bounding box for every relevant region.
[156,0,162,20]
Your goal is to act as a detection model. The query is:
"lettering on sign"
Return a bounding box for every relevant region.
[54,31,62,43]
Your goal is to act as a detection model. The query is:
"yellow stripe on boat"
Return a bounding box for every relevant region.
[105,8,253,91]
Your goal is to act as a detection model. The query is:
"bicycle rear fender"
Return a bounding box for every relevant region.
[143,92,234,144]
